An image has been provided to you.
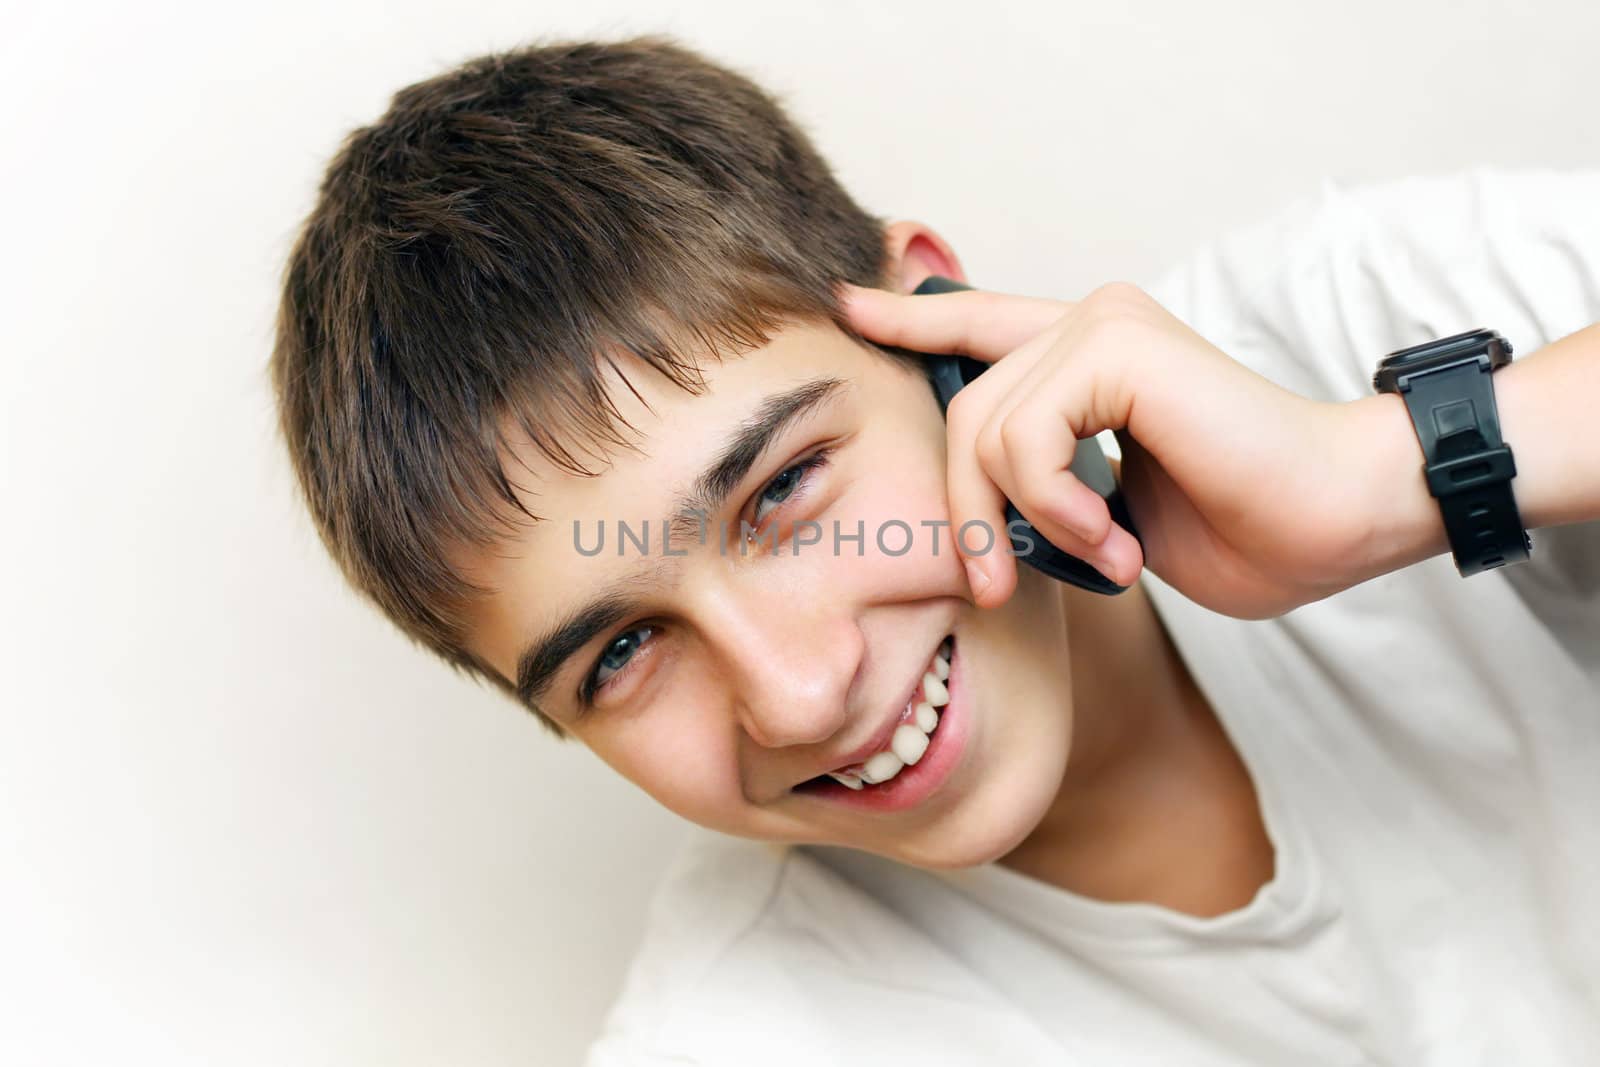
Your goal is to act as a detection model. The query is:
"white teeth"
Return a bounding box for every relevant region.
[861,750,905,785]
[823,638,953,792]
[891,723,929,766]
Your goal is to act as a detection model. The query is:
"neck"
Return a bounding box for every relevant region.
[997,578,1275,917]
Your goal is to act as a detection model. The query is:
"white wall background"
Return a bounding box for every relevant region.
[3,1,1597,1063]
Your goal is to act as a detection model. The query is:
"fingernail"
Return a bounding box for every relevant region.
[965,560,990,597]
[1059,503,1104,545]
[1067,515,1101,545]
[1097,553,1131,586]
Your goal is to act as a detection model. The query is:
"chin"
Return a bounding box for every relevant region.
[874,740,1071,871]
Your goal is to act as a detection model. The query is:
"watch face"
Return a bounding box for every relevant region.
[1373,328,1511,393]
[1379,328,1502,370]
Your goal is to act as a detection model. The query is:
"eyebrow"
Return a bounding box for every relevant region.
[514,376,850,710]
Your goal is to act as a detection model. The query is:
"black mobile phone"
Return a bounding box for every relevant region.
[911,275,1139,595]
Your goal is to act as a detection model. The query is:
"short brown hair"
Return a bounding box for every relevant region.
[270,36,894,732]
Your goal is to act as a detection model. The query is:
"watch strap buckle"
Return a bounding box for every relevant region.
[1425,445,1517,498]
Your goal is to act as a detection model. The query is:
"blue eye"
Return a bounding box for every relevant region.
[755,466,803,517]
[752,450,831,525]
[586,625,655,697]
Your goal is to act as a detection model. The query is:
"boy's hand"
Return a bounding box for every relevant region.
[842,281,1385,619]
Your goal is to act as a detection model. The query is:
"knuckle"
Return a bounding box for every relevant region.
[974,418,1006,472]
[1012,464,1051,513]
[1086,280,1149,307]
[944,386,979,431]
[1078,305,1144,354]
[1078,283,1155,334]
[997,410,1030,458]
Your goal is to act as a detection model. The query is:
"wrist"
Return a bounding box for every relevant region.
[1345,392,1452,579]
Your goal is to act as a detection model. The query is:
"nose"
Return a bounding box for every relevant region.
[702,588,862,750]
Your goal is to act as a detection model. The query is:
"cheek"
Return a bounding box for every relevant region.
[863,485,957,575]
[588,693,748,827]
[832,430,962,593]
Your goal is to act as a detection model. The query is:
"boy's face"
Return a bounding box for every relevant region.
[459,318,1081,869]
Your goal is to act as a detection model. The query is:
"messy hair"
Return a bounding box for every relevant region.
[270,36,895,732]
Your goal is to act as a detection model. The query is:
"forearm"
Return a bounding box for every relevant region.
[1352,321,1600,578]
[1498,322,1600,529]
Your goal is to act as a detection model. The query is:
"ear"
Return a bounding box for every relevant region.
[882,220,969,293]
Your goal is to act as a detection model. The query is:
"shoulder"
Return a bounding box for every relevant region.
[1146,167,1600,402]
[582,832,789,1060]
[1153,167,1600,303]
[584,833,1033,1066]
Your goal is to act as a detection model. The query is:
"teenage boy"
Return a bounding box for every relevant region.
[271,37,1600,1065]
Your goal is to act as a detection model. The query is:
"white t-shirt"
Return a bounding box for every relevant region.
[584,169,1600,1067]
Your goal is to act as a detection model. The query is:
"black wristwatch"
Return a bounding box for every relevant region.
[1372,328,1532,576]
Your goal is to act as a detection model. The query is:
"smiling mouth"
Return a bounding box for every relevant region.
[796,634,954,793]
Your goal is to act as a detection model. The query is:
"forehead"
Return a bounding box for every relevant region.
[514,320,871,511]
[455,319,890,679]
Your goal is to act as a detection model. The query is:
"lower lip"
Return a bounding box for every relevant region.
[799,637,970,813]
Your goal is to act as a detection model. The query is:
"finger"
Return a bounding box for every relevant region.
[986,410,1144,585]
[943,389,1019,607]
[979,330,1143,583]
[1090,522,1145,588]
[925,311,1067,423]
[978,328,1113,542]
[923,321,1075,603]
[1003,432,1114,547]
[840,284,1072,364]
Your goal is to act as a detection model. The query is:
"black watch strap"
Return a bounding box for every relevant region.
[1392,349,1532,576]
